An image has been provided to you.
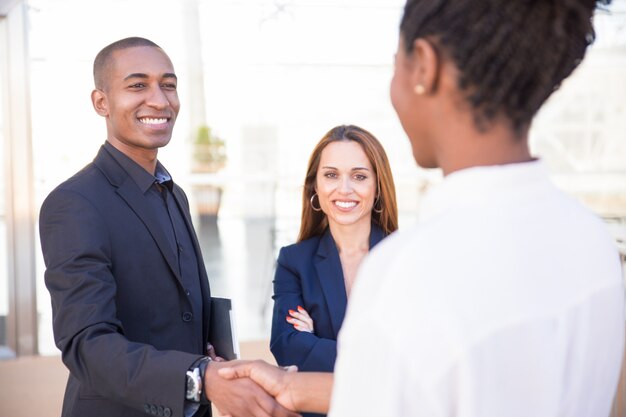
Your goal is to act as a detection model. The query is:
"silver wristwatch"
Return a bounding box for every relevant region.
[185,367,202,402]
[186,357,212,403]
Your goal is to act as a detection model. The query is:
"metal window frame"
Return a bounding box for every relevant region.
[1,0,37,357]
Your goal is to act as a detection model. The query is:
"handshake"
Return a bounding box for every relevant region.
[204,359,332,417]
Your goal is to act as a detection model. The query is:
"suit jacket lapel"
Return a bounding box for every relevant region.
[314,230,348,337]
[171,186,207,281]
[171,186,212,342]
[93,146,183,286]
[369,223,386,249]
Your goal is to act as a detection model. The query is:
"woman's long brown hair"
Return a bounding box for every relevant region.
[297,125,398,242]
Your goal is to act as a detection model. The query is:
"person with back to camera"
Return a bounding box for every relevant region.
[269,125,398,416]
[218,0,626,416]
[38,36,298,417]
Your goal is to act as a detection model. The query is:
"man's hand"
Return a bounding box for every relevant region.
[218,360,298,411]
[218,360,333,414]
[203,360,300,417]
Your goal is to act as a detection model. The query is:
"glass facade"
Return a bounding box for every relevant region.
[0,16,10,357]
[1,2,38,357]
[0,1,622,416]
[17,0,626,354]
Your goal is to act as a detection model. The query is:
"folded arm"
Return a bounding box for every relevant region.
[270,252,337,372]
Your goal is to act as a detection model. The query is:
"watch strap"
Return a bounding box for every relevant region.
[186,356,212,403]
[198,356,212,405]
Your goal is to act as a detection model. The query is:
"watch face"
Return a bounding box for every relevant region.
[186,370,199,400]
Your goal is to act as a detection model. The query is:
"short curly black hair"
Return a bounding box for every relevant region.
[400,0,611,134]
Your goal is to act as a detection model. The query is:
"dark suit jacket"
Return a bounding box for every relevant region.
[39,145,212,417]
[270,225,386,373]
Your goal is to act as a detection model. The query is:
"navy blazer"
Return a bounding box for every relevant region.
[270,224,386,373]
[39,145,212,417]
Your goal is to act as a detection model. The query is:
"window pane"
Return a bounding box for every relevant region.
[0,16,10,357]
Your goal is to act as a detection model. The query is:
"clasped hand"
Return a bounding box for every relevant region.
[214,359,332,416]
[204,359,300,417]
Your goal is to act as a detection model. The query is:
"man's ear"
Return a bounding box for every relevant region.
[409,38,440,94]
[91,89,109,117]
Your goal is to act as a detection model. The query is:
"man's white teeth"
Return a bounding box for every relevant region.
[335,201,357,208]
[140,117,167,124]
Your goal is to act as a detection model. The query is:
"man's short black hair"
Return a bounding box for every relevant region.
[93,37,161,90]
[400,0,611,134]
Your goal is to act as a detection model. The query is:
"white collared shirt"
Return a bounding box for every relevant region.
[330,161,625,417]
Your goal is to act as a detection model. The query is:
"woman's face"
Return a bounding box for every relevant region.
[315,140,377,229]
[390,37,437,168]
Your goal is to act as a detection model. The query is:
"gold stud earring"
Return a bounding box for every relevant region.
[414,84,426,95]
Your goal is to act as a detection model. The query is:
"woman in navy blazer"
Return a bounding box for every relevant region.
[270,125,398,415]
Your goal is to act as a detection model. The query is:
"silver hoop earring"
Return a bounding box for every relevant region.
[310,193,322,212]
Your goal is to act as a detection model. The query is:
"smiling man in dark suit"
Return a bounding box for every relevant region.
[39,37,297,417]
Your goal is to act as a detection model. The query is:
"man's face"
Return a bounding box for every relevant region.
[96,46,180,154]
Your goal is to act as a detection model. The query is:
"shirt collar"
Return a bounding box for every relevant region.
[418,159,549,223]
[155,164,174,192]
[104,141,173,193]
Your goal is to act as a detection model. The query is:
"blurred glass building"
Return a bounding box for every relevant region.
[1,0,625,361]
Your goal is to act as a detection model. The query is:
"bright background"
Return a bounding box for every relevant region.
[4,0,625,354]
